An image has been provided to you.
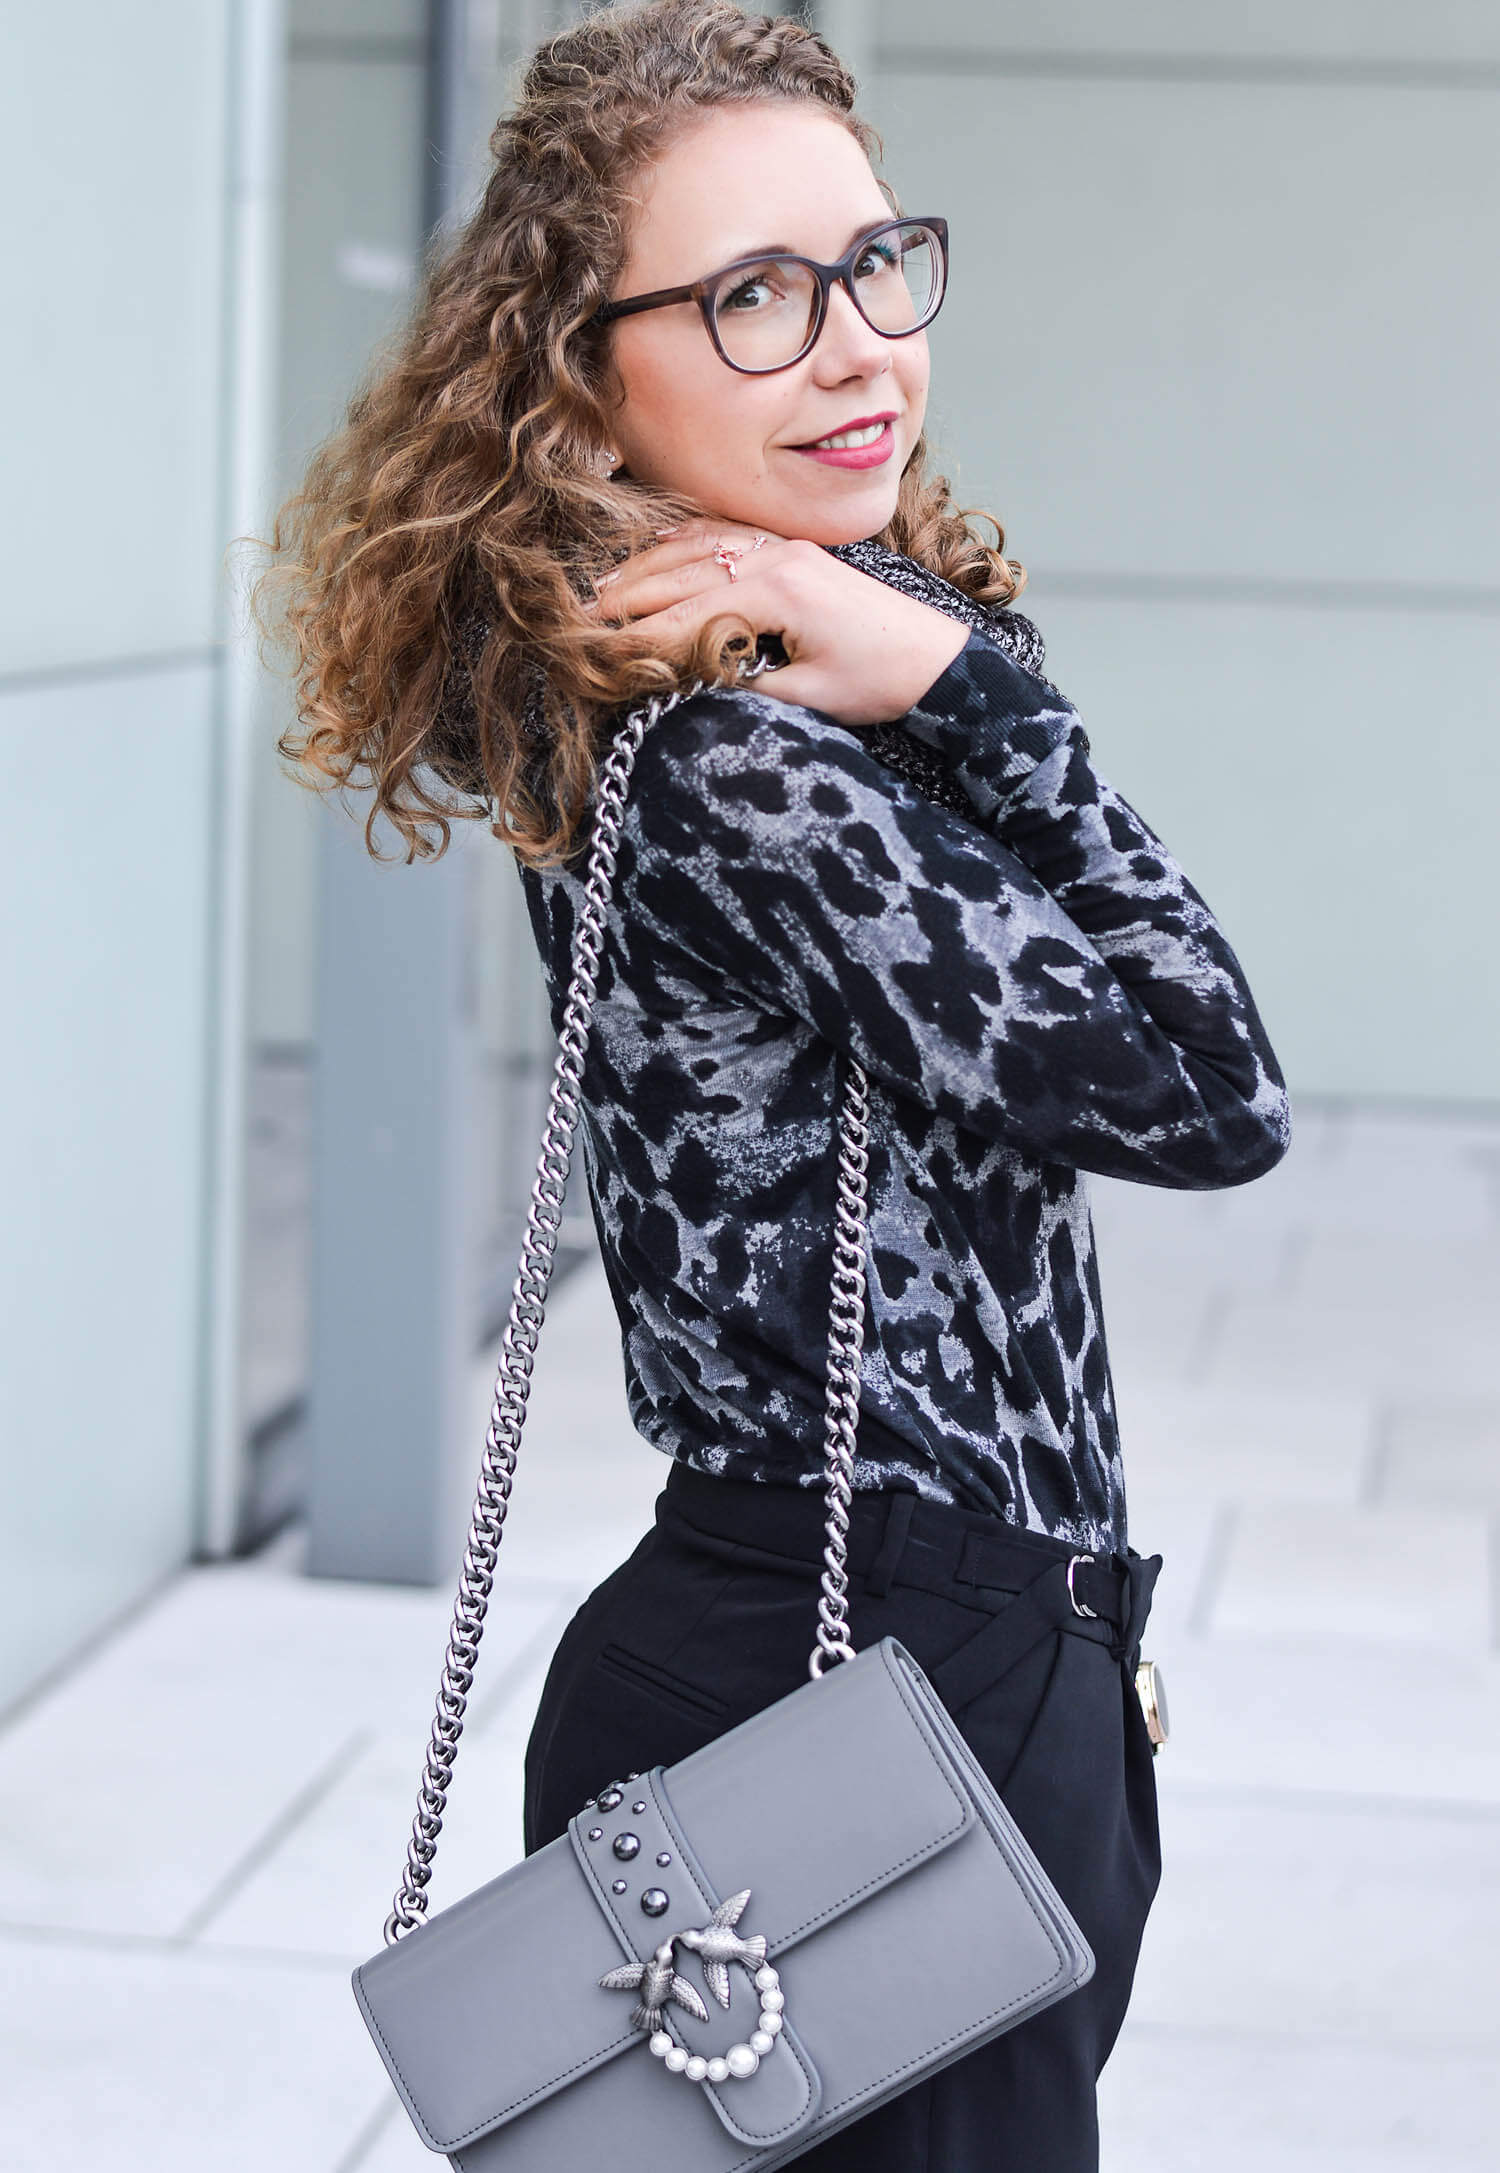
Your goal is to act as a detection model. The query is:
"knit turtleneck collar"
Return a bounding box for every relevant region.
[822,536,1048,682]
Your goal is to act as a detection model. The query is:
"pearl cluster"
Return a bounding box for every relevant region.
[648,1963,785,2086]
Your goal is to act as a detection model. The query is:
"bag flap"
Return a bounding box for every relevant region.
[352,1639,972,2154]
[659,1632,973,1955]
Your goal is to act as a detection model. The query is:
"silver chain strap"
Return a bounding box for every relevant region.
[809,1059,869,1677]
[383,656,871,1943]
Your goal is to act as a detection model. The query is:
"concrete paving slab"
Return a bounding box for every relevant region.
[1210,1105,1497,1243]
[1154,1634,1500,1805]
[198,1612,572,1961]
[468,1259,672,1589]
[1380,1398,1500,1509]
[1092,1273,1221,1379]
[196,1259,664,1965]
[1292,1228,1500,1315]
[0,1929,381,2173]
[1100,2024,1500,2172]
[1113,1369,1376,1510]
[1203,1283,1499,1397]
[0,1562,568,1940]
[1132,1785,1500,2041]
[340,2103,430,2171]
[1209,1502,1490,1649]
[1090,1174,1293,1297]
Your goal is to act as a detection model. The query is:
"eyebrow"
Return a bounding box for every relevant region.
[702,213,895,273]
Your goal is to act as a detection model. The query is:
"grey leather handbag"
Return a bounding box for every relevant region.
[352,665,1096,2168]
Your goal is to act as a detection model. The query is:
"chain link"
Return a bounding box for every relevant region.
[809,1056,871,1678]
[383,649,871,1943]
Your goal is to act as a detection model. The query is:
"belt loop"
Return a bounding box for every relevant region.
[1116,1550,1162,1669]
[864,1490,918,1597]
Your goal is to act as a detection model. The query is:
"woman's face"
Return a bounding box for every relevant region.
[602,103,931,546]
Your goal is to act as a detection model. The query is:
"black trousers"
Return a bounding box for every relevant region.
[523,1462,1163,2172]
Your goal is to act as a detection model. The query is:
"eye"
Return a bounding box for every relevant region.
[717,275,769,315]
[853,240,900,279]
[715,254,808,317]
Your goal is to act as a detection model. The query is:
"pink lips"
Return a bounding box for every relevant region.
[788,414,898,470]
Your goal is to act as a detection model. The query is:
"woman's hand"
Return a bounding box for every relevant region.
[583,519,969,728]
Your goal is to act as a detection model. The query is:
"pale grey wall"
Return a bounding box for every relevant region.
[0,4,233,1708]
[873,0,1500,68]
[0,13,231,678]
[864,0,1500,1101]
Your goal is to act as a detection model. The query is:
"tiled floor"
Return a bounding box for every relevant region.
[2,1099,1497,2170]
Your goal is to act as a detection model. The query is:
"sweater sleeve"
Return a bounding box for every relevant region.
[621,637,1291,1188]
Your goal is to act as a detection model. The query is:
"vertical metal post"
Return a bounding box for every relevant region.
[305,818,477,1584]
[423,0,468,238]
[201,0,288,1557]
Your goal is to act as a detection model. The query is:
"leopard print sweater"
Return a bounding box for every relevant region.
[519,543,1290,1553]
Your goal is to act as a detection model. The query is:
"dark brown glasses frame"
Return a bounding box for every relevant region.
[590,216,950,376]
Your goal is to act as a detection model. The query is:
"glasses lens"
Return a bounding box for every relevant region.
[854,223,943,336]
[711,257,820,372]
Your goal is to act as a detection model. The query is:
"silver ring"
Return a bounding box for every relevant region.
[713,543,743,583]
[1066,1554,1098,1619]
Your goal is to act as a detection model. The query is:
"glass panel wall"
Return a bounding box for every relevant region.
[0,2,234,1710]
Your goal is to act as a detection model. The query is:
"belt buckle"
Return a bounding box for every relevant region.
[1135,1658,1170,1753]
[1066,1553,1098,1619]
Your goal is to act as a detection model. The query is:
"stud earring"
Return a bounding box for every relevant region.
[596,446,621,476]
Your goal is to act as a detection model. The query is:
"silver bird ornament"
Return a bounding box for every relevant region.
[598,1941,711,2034]
[677,1891,768,2009]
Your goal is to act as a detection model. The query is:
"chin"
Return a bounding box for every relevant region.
[789,488,902,550]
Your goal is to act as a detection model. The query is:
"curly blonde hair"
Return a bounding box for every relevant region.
[259,0,1025,865]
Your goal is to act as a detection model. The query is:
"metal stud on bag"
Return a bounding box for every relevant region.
[380,641,877,1950]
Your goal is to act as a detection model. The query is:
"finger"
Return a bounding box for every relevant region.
[642,517,782,562]
[589,519,782,598]
[583,588,846,722]
[587,534,786,621]
[599,578,787,657]
[600,523,778,599]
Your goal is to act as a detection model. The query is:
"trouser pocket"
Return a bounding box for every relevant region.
[594,1640,730,1721]
[523,1535,749,1848]
[943,1604,1068,1800]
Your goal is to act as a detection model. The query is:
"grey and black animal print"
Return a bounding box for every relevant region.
[520,541,1289,1554]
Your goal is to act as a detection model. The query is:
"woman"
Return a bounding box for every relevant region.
[267,3,1289,2164]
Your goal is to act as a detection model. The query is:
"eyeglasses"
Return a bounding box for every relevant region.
[592,216,949,376]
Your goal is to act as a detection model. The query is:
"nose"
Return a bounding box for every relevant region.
[811,278,895,381]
